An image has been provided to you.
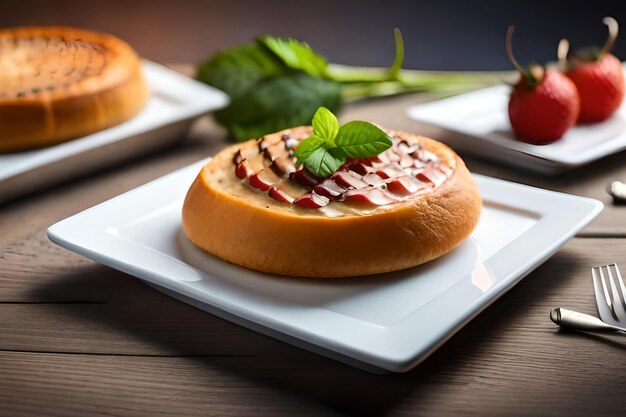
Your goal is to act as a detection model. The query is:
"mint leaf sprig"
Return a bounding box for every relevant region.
[293,107,392,178]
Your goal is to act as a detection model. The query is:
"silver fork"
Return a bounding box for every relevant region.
[550,263,626,333]
[592,263,626,327]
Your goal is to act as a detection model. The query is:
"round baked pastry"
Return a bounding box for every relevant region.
[0,26,149,152]
[182,126,482,278]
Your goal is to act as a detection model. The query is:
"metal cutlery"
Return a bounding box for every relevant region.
[592,263,626,327]
[550,263,626,334]
[550,307,626,333]
[608,180,626,204]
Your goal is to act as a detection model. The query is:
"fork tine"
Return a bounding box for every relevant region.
[600,266,614,313]
[613,264,626,304]
[605,265,626,323]
[592,266,617,324]
[606,263,626,319]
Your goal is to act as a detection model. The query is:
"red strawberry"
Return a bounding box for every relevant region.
[506,26,580,144]
[565,17,625,124]
[509,71,580,143]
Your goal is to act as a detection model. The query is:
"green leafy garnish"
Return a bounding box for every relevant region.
[197,30,508,141]
[260,36,329,78]
[305,147,346,178]
[311,105,339,145]
[331,121,393,159]
[293,107,392,178]
[196,43,284,99]
[214,72,341,140]
[293,135,325,164]
[198,37,341,141]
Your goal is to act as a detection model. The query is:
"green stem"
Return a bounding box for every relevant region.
[326,64,394,83]
[388,28,405,79]
[340,72,512,101]
[327,63,514,85]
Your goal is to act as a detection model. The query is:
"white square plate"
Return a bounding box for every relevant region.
[0,61,228,203]
[407,84,626,174]
[48,160,602,373]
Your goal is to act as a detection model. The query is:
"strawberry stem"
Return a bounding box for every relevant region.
[528,64,545,83]
[558,39,569,62]
[505,26,525,74]
[506,26,544,85]
[557,38,570,70]
[600,16,619,57]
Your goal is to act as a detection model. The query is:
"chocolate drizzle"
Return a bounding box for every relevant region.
[233,131,453,210]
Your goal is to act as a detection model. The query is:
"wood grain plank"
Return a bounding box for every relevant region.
[0,351,343,417]
[0,238,623,359]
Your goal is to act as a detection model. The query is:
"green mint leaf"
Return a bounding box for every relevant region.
[304,147,346,178]
[330,121,392,159]
[294,108,391,177]
[312,107,339,145]
[260,37,329,78]
[293,135,325,165]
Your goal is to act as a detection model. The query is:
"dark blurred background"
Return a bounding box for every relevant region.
[2,0,626,70]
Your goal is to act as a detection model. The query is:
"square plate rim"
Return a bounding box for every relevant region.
[47,159,603,372]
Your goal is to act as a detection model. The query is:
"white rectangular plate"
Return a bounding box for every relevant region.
[48,160,602,373]
[0,61,228,203]
[407,84,626,174]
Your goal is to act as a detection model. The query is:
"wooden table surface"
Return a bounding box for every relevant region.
[2,66,626,417]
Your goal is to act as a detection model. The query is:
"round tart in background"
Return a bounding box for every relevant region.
[0,26,149,152]
[182,126,482,278]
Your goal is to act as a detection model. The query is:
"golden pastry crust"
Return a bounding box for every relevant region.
[0,26,148,152]
[182,127,482,277]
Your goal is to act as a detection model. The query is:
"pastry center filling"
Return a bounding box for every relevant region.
[232,131,454,209]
